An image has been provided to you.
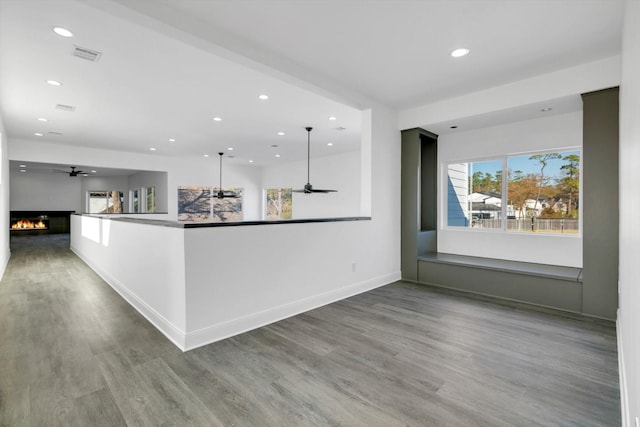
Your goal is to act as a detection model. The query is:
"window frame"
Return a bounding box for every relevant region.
[443,147,581,237]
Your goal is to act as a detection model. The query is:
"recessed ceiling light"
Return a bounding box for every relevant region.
[327,142,334,146]
[227,147,234,151]
[34,132,43,136]
[53,27,73,38]
[37,118,48,122]
[259,94,269,100]
[46,80,62,86]
[277,132,285,136]
[451,48,470,58]
[149,147,156,151]
[169,138,176,142]
[91,170,96,173]
[19,164,26,168]
[20,170,26,173]
[203,154,209,158]
[249,160,254,163]
[328,116,337,121]
[275,154,281,158]
[541,107,553,112]
[213,117,222,122]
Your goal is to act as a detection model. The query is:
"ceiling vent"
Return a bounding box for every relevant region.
[48,131,63,135]
[73,46,102,62]
[335,126,347,131]
[55,104,76,112]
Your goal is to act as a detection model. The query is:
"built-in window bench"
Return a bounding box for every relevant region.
[416,252,584,314]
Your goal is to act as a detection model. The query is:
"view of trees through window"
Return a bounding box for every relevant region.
[88,191,124,214]
[265,188,292,220]
[447,149,580,234]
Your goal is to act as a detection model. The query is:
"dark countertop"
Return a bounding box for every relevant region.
[73,214,371,229]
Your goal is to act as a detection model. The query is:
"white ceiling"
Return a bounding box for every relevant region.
[0,0,625,170]
[8,161,142,177]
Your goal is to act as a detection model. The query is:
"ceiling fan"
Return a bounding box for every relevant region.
[215,152,238,199]
[293,127,337,194]
[53,166,86,177]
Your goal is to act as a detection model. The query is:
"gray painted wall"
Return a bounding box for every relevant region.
[401,129,438,280]
[402,90,620,319]
[582,87,619,319]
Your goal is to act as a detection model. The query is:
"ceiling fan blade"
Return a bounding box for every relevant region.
[293,181,336,194]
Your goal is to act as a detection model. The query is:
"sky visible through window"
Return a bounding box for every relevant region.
[470,150,580,178]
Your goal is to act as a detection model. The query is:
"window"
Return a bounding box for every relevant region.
[146,186,156,213]
[265,188,292,220]
[131,188,140,213]
[87,191,124,214]
[130,186,156,213]
[447,149,580,234]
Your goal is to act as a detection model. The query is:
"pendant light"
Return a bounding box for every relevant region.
[292,127,337,194]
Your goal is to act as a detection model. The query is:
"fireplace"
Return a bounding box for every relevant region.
[11,218,49,230]
[10,211,74,235]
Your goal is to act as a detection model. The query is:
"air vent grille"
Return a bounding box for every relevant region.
[55,104,76,112]
[48,131,63,135]
[73,46,102,62]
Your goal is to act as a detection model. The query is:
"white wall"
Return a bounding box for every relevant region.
[9,138,363,221]
[437,111,583,267]
[399,56,620,130]
[0,114,10,279]
[69,104,401,350]
[9,139,263,220]
[261,150,361,219]
[618,1,640,425]
[70,215,187,348]
[81,175,129,213]
[10,170,83,213]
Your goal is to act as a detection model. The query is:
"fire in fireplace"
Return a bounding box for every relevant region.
[11,218,48,230]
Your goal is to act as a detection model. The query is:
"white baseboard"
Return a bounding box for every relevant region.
[618,310,629,427]
[0,249,10,281]
[184,271,402,351]
[71,243,401,353]
[71,246,187,351]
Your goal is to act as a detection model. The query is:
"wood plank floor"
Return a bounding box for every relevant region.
[0,234,620,426]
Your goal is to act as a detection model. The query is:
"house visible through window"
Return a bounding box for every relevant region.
[446,149,580,234]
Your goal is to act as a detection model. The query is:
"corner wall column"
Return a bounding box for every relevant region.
[582,87,619,319]
[401,128,437,281]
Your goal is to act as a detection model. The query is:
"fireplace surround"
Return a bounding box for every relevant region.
[10,211,75,235]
